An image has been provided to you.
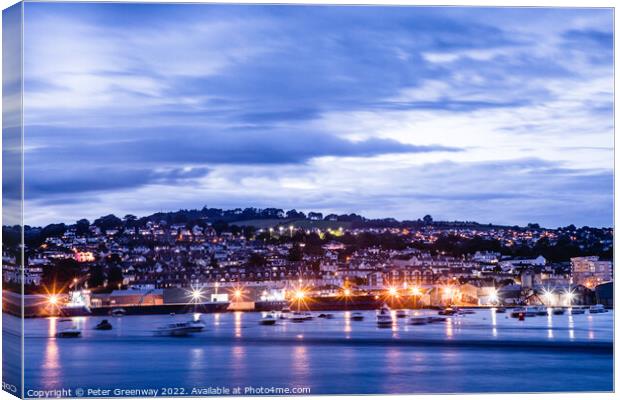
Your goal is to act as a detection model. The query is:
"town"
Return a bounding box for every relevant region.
[2,207,613,316]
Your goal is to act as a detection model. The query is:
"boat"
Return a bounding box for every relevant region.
[110,308,126,317]
[376,304,393,328]
[409,316,429,325]
[56,325,81,338]
[351,312,364,321]
[569,306,586,315]
[154,322,193,337]
[510,307,533,318]
[524,306,538,317]
[260,313,277,325]
[428,316,447,323]
[494,307,506,313]
[552,308,565,315]
[280,306,291,319]
[94,319,113,330]
[535,306,548,316]
[318,313,334,319]
[396,310,408,319]
[187,318,206,332]
[589,304,608,314]
[302,312,314,321]
[290,311,307,323]
[438,307,457,316]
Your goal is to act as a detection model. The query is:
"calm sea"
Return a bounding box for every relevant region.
[3,308,613,397]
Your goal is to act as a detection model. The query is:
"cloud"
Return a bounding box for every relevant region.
[19,4,613,227]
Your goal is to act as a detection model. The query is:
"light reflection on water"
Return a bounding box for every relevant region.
[13,309,613,395]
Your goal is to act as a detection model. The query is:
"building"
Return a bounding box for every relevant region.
[571,256,612,288]
[595,282,613,307]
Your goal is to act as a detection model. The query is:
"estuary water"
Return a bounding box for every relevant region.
[4,308,613,396]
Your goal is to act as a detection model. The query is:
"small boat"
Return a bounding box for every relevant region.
[428,316,447,323]
[351,312,364,321]
[376,304,393,328]
[317,313,334,319]
[524,307,538,317]
[154,322,193,337]
[56,325,81,338]
[589,304,608,314]
[409,316,429,325]
[494,307,506,313]
[570,306,586,315]
[438,307,457,316]
[552,308,565,315]
[110,308,126,317]
[535,306,548,316]
[510,307,530,318]
[396,310,408,319]
[260,313,277,325]
[187,318,206,332]
[94,320,113,330]
[290,311,307,323]
[280,306,291,319]
[302,312,314,321]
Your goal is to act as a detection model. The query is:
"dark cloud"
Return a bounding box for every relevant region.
[25,166,211,198]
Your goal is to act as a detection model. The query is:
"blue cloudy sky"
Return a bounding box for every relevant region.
[20,4,613,227]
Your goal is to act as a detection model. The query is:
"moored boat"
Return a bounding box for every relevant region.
[524,306,538,317]
[290,311,307,323]
[260,312,277,325]
[110,308,126,317]
[376,304,393,328]
[409,316,429,325]
[351,312,364,321]
[589,304,608,314]
[569,306,586,315]
[94,319,113,330]
[510,307,532,318]
[552,308,565,315]
[438,307,457,316]
[280,306,291,319]
[396,310,408,319]
[56,323,81,338]
[535,306,548,316]
[494,306,506,313]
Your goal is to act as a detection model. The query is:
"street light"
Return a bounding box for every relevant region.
[542,289,554,306]
[191,288,204,302]
[488,288,499,305]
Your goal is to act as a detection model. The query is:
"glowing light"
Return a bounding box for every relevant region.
[410,287,421,296]
[388,287,399,297]
[295,290,306,300]
[190,288,204,302]
[488,288,498,303]
[443,287,453,296]
[343,288,352,297]
[48,295,59,306]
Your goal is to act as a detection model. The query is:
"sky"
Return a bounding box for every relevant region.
[16,4,614,227]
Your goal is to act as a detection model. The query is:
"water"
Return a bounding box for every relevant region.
[4,309,613,396]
